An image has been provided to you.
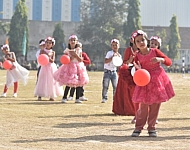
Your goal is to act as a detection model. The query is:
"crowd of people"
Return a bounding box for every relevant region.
[0,30,175,137]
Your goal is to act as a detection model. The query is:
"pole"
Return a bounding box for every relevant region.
[182,57,185,77]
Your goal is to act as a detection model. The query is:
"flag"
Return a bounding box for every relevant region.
[22,30,26,56]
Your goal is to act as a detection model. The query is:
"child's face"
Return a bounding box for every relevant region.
[111,42,120,52]
[2,48,9,54]
[45,40,53,50]
[69,38,78,48]
[134,35,148,50]
[39,44,45,50]
[150,39,159,48]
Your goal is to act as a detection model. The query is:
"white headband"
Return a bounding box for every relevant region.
[69,35,78,40]
[111,39,120,44]
[45,37,56,45]
[150,36,162,46]
[1,44,9,50]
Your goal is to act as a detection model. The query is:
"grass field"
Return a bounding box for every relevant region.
[0,70,190,150]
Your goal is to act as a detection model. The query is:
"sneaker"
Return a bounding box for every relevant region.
[75,99,82,103]
[1,93,6,97]
[62,98,67,103]
[156,120,158,124]
[79,96,88,101]
[37,97,42,101]
[13,93,17,98]
[148,130,157,137]
[67,96,73,101]
[131,130,141,137]
[101,99,107,103]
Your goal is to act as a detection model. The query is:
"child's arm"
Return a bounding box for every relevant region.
[6,52,16,62]
[69,48,82,62]
[49,51,55,63]
[151,49,172,66]
[82,52,91,66]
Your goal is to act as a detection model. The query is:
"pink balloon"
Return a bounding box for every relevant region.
[133,69,150,86]
[38,54,49,66]
[60,55,70,64]
[3,60,12,70]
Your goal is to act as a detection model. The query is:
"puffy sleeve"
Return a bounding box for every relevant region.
[123,47,131,63]
[155,49,172,66]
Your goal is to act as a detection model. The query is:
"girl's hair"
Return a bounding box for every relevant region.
[68,43,78,49]
[132,30,150,48]
[39,39,45,45]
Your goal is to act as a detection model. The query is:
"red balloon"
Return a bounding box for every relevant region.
[133,69,150,86]
[3,60,12,70]
[38,54,49,66]
[60,55,70,64]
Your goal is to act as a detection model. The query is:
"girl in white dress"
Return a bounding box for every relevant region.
[1,44,29,97]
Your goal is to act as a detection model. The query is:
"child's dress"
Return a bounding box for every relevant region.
[53,48,89,87]
[34,49,64,98]
[4,53,29,87]
[132,48,175,104]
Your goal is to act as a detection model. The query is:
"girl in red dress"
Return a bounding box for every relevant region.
[131,30,175,137]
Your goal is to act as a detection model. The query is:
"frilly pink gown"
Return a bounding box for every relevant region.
[132,48,175,105]
[53,48,89,87]
[34,49,64,98]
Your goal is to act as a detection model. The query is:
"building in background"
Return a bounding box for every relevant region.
[0,0,81,22]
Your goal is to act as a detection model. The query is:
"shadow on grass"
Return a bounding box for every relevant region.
[12,134,190,144]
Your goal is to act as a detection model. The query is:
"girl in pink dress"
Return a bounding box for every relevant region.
[1,44,29,98]
[131,30,175,137]
[34,37,64,101]
[53,35,89,103]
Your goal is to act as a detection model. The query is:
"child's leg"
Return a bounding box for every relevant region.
[102,72,111,100]
[62,86,70,99]
[3,84,8,93]
[14,82,18,93]
[147,103,161,131]
[69,87,75,97]
[110,72,118,99]
[135,103,149,131]
[76,87,81,100]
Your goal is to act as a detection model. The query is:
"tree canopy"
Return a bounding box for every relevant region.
[168,14,181,60]
[8,0,29,57]
[77,0,128,60]
[123,0,142,46]
[52,22,65,56]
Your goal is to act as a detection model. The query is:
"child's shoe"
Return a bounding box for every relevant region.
[62,98,67,103]
[67,96,73,101]
[79,96,88,101]
[131,130,141,137]
[37,97,42,100]
[1,93,6,97]
[148,130,157,137]
[49,98,54,101]
[13,93,17,98]
[101,99,107,103]
[75,99,82,103]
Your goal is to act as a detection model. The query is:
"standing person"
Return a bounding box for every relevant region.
[36,39,45,82]
[101,39,121,103]
[34,37,63,101]
[1,44,29,97]
[150,36,162,49]
[131,30,175,137]
[112,34,139,123]
[67,42,91,101]
[53,35,89,103]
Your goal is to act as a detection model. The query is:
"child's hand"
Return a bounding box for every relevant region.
[128,55,134,64]
[151,57,164,63]
[133,61,141,70]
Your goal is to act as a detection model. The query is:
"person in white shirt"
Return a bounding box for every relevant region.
[101,39,121,103]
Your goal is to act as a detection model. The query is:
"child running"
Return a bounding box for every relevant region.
[131,30,175,137]
[1,44,29,97]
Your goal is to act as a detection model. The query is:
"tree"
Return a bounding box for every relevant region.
[52,22,65,56]
[0,21,10,35]
[168,14,181,60]
[8,0,29,58]
[123,0,142,45]
[157,29,169,55]
[78,0,128,60]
